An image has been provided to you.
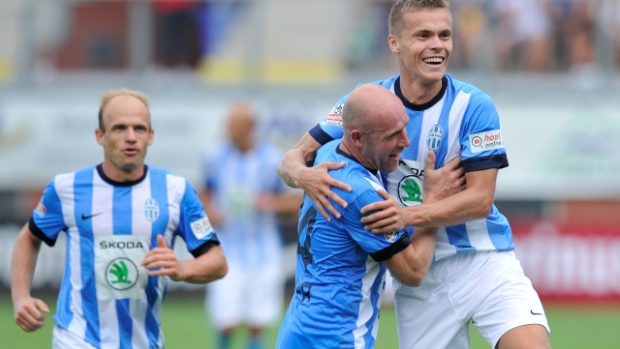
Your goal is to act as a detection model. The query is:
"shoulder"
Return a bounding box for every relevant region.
[447,74,496,107]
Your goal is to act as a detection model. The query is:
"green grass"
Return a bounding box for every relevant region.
[2,294,619,348]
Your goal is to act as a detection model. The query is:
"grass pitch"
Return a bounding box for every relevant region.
[2,294,619,348]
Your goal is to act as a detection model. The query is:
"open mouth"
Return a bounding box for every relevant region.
[423,57,444,65]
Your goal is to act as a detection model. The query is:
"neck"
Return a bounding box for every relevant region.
[399,74,444,105]
[101,162,145,182]
[340,139,376,172]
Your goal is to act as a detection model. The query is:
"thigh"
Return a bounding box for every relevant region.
[247,263,284,326]
[471,252,550,348]
[206,263,244,329]
[394,259,471,349]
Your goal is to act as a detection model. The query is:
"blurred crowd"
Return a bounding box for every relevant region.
[346,0,620,73]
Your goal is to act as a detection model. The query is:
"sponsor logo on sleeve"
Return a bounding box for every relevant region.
[191,216,214,239]
[384,232,398,242]
[35,201,46,217]
[322,104,344,126]
[469,130,504,153]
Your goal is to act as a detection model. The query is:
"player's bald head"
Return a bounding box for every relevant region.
[342,84,404,135]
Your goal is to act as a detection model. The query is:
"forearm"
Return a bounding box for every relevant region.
[177,246,227,284]
[11,226,41,303]
[278,148,310,189]
[386,228,437,286]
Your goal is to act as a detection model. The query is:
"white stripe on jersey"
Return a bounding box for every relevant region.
[435,227,456,261]
[466,218,495,252]
[56,172,89,339]
[416,96,445,161]
[131,299,149,349]
[353,258,382,349]
[131,174,154,241]
[446,91,471,161]
[91,172,119,348]
[166,174,185,243]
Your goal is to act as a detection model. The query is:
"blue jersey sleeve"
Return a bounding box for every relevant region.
[29,179,66,246]
[309,95,348,145]
[460,92,509,172]
[344,188,410,262]
[177,180,220,257]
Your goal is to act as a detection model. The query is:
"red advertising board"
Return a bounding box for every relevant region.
[512,220,620,303]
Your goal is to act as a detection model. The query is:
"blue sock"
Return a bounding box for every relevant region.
[247,336,264,349]
[217,333,231,349]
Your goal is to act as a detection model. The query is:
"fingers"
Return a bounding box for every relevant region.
[318,162,352,192]
[424,151,436,172]
[15,299,48,332]
[156,235,169,249]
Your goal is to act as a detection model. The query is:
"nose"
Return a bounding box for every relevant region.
[399,129,410,148]
[125,127,137,142]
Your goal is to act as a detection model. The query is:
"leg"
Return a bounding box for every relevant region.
[496,324,550,349]
[247,326,265,349]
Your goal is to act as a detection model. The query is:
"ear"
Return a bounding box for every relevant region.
[388,34,400,53]
[148,129,154,146]
[95,128,104,146]
[350,129,363,146]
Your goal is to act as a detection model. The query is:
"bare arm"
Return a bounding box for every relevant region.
[384,227,437,286]
[142,235,228,284]
[278,132,352,219]
[11,224,50,332]
[401,168,497,228]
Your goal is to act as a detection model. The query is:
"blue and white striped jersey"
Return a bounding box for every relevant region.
[201,141,286,267]
[309,73,513,261]
[30,165,219,349]
[276,140,410,349]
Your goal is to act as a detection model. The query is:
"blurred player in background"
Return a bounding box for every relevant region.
[278,1,550,348]
[11,88,228,348]
[201,102,301,349]
[276,84,463,349]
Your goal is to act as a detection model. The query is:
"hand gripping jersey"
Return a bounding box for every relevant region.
[30,165,219,349]
[309,74,513,262]
[276,140,411,349]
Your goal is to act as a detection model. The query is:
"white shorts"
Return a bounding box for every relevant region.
[206,261,283,330]
[52,326,97,349]
[394,251,549,349]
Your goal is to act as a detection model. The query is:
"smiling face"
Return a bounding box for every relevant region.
[360,113,410,173]
[388,7,453,86]
[95,94,154,181]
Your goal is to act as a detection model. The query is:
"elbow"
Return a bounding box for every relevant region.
[472,196,494,219]
[397,269,427,287]
[214,259,228,281]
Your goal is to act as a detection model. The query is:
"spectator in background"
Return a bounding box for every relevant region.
[11,88,227,348]
[201,102,301,349]
[492,0,554,71]
[153,0,201,68]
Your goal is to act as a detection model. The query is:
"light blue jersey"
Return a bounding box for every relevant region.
[201,141,285,267]
[309,73,512,261]
[276,140,411,349]
[30,165,219,349]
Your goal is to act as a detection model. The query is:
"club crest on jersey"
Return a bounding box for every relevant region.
[105,257,139,290]
[397,176,423,206]
[426,124,443,152]
[143,198,160,222]
[384,232,398,242]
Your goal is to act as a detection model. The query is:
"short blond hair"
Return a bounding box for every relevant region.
[389,0,449,36]
[98,88,150,131]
